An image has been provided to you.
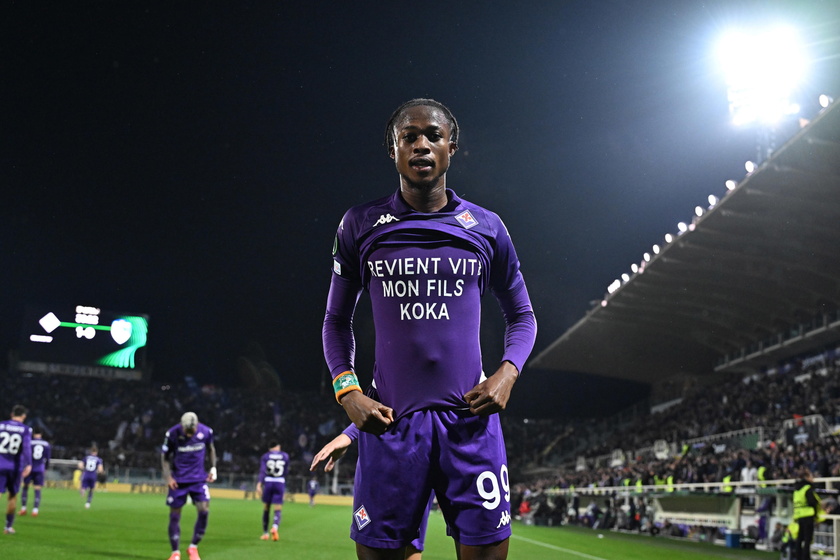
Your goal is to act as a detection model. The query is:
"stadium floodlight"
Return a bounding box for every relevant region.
[652,244,660,255]
[631,263,639,273]
[725,179,738,190]
[664,233,674,243]
[695,206,704,217]
[677,222,688,234]
[621,273,630,283]
[643,252,651,262]
[607,279,621,294]
[820,94,834,108]
[708,194,719,207]
[745,160,758,173]
[717,25,808,126]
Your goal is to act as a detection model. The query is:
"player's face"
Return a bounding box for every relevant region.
[389,105,457,189]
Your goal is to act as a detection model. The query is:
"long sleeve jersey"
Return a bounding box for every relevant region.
[323,188,536,419]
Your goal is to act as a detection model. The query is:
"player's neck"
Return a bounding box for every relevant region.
[400,181,448,213]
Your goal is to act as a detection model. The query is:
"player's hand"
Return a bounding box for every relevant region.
[21,465,32,479]
[310,433,353,472]
[340,391,394,436]
[168,476,179,490]
[464,362,518,416]
[256,483,263,498]
[207,467,217,483]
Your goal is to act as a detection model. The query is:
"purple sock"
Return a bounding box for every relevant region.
[273,509,282,527]
[5,512,13,528]
[20,489,28,508]
[262,510,269,532]
[34,489,42,508]
[192,510,209,545]
[169,511,181,551]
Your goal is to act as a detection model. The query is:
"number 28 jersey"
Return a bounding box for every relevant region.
[0,419,32,472]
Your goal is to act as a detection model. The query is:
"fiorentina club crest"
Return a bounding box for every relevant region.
[456,210,478,229]
[354,505,371,530]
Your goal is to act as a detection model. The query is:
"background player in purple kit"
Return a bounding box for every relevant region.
[78,445,104,508]
[1,404,32,535]
[322,99,537,560]
[19,427,50,516]
[256,440,288,541]
[307,475,319,506]
[161,411,217,560]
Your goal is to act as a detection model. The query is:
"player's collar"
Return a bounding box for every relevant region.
[392,188,462,214]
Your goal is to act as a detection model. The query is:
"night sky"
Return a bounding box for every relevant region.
[4,1,839,417]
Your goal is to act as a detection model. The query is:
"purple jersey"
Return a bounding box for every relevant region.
[162,422,214,484]
[0,419,32,472]
[30,439,51,472]
[81,454,103,476]
[324,189,536,418]
[258,450,290,484]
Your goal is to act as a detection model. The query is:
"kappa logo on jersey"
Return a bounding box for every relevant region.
[197,432,204,440]
[456,210,478,229]
[373,213,400,227]
[354,505,371,530]
[496,510,512,528]
[333,260,342,275]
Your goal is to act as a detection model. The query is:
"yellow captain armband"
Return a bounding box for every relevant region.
[333,371,362,403]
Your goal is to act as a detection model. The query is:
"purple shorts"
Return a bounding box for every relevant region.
[166,481,210,508]
[81,474,98,490]
[24,470,45,486]
[261,480,286,505]
[0,468,23,495]
[351,409,512,549]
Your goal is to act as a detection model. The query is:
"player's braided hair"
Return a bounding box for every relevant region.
[384,98,459,152]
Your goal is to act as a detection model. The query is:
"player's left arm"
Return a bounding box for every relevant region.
[465,361,520,415]
[206,442,218,483]
[465,221,536,415]
[21,427,33,478]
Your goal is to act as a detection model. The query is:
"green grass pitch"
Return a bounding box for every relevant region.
[3,488,778,559]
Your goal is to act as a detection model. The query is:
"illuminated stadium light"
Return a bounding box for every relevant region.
[607,279,621,294]
[695,206,704,217]
[664,233,674,243]
[820,94,834,108]
[717,25,808,126]
[643,252,651,262]
[677,222,688,234]
[708,194,719,207]
[652,244,660,255]
[745,160,758,174]
[621,273,630,283]
[631,263,639,273]
[725,179,738,190]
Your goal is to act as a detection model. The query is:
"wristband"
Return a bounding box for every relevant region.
[333,371,362,403]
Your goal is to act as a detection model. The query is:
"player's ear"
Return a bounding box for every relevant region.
[449,141,458,156]
[388,144,396,160]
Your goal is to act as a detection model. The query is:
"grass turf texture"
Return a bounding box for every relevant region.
[3,488,778,559]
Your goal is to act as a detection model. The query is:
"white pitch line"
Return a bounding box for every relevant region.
[512,534,611,560]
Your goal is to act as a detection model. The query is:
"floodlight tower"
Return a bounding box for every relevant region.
[717,25,809,163]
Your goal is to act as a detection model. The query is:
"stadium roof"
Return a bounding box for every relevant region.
[531,101,840,385]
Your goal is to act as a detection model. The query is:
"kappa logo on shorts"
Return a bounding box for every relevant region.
[496,510,512,528]
[456,210,478,229]
[354,505,371,530]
